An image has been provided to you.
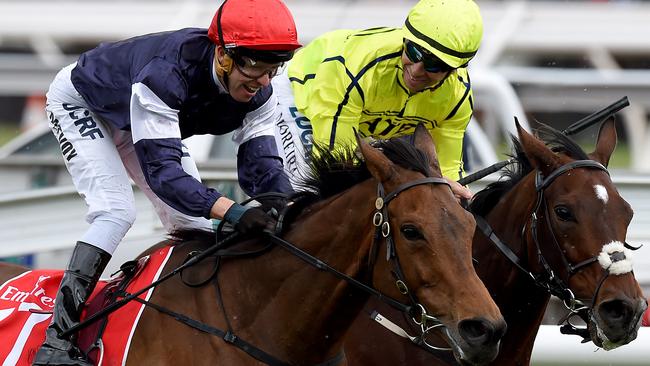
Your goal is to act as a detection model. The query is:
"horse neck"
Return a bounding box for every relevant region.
[226,179,379,363]
[474,173,551,363]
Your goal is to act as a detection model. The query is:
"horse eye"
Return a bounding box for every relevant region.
[554,206,574,221]
[401,225,424,241]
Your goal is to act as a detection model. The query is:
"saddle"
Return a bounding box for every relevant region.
[0,246,174,366]
[78,255,150,359]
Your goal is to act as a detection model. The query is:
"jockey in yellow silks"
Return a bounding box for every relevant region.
[272,0,483,199]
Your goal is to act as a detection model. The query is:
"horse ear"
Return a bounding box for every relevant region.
[356,132,395,182]
[515,118,561,176]
[412,123,442,175]
[589,118,617,168]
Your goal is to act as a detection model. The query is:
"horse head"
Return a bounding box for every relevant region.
[515,119,647,350]
[359,125,505,365]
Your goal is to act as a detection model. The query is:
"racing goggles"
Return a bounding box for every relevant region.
[404,40,454,73]
[229,52,285,80]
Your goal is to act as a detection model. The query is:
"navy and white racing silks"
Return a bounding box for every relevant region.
[70,28,292,219]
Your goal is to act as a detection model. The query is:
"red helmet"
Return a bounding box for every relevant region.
[208,0,301,54]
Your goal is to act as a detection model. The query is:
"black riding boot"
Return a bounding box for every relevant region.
[32,242,111,366]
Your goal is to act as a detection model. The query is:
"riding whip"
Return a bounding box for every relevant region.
[458,96,630,186]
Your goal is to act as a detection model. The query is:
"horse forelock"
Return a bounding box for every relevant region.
[469,136,531,216]
[469,123,590,216]
[536,123,589,161]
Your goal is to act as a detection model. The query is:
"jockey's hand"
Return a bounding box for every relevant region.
[257,196,288,217]
[445,177,473,202]
[224,204,276,235]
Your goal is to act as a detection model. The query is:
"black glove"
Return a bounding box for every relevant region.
[225,204,276,235]
[257,196,288,217]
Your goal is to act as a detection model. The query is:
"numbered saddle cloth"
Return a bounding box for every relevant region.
[0,246,174,366]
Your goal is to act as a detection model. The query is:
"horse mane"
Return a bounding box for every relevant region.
[295,137,434,203]
[469,123,589,216]
[168,137,434,246]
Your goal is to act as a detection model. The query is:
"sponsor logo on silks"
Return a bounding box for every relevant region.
[360,116,436,138]
[62,103,104,140]
[288,106,313,163]
[276,117,299,174]
[48,111,77,162]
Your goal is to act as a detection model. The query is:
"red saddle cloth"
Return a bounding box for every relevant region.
[0,246,174,366]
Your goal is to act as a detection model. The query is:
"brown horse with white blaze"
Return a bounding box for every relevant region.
[344,120,646,366]
[0,125,505,365]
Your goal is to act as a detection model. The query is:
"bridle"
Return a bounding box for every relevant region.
[270,176,454,353]
[531,161,609,307]
[475,159,641,341]
[367,176,453,351]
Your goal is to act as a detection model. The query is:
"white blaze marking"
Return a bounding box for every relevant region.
[594,185,608,204]
[598,241,633,275]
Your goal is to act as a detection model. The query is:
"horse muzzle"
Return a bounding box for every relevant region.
[589,297,647,350]
[445,317,507,366]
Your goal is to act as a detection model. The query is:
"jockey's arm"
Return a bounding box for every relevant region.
[231,93,293,197]
[130,79,222,220]
[429,94,474,200]
[293,54,364,151]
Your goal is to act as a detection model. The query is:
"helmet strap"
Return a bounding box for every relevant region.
[216,0,228,48]
[214,48,232,91]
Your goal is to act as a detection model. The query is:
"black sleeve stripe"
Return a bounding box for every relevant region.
[322,56,364,99]
[289,74,316,85]
[394,67,410,94]
[327,51,403,148]
[445,74,472,120]
[351,27,400,38]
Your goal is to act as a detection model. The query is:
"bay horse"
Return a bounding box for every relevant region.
[0,125,505,365]
[344,120,647,365]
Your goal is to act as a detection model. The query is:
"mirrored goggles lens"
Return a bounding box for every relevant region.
[404,41,453,73]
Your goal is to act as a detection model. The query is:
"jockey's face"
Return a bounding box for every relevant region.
[215,47,281,102]
[401,49,450,93]
[227,63,275,102]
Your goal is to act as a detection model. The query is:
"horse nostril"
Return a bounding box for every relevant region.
[458,318,495,347]
[599,299,633,324]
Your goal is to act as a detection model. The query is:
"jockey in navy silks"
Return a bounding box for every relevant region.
[33,1,300,364]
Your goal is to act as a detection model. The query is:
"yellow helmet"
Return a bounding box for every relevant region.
[403,0,483,68]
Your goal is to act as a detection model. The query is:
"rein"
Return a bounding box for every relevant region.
[474,159,641,342]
